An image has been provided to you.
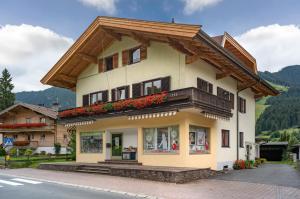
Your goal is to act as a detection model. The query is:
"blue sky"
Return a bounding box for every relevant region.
[1,0,300,91]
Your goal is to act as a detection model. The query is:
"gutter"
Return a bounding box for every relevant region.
[195,31,279,95]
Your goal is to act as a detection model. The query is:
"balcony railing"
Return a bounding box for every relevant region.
[0,123,47,129]
[59,87,232,120]
[168,87,232,111]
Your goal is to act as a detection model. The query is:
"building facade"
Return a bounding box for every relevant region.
[0,103,69,154]
[41,17,278,170]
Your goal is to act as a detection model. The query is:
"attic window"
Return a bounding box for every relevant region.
[130,48,140,64]
[105,56,113,71]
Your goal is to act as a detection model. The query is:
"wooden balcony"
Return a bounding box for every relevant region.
[59,87,232,123]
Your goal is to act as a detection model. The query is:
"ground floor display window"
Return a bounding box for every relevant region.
[80,132,103,153]
[189,125,210,154]
[143,126,179,153]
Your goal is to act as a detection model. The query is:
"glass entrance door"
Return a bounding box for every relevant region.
[112,133,122,157]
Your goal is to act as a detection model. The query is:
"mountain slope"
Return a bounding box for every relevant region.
[15,87,75,110]
[256,65,300,134]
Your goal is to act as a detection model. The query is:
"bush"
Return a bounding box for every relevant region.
[54,143,61,155]
[9,148,17,156]
[260,158,267,163]
[0,146,6,156]
[24,149,33,156]
[40,151,46,155]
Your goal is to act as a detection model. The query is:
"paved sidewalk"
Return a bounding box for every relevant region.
[0,168,299,199]
[213,163,300,189]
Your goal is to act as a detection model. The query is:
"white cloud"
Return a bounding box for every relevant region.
[181,0,222,15]
[78,0,118,14]
[0,24,73,92]
[235,24,300,72]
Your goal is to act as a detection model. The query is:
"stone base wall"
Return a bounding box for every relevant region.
[38,163,216,183]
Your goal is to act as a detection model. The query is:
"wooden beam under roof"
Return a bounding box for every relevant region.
[77,53,97,64]
[216,71,232,80]
[130,32,151,47]
[102,28,122,41]
[58,74,77,84]
[168,38,195,56]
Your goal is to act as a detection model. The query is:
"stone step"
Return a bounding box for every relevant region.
[99,160,142,165]
[78,166,110,171]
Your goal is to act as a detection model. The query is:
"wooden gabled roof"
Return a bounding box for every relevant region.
[212,32,258,74]
[41,16,278,98]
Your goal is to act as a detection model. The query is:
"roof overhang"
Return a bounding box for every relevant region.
[41,16,279,98]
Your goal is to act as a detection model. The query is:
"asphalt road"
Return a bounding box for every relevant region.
[0,175,135,199]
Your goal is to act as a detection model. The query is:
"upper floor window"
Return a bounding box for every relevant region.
[144,79,162,95]
[197,78,213,94]
[238,97,246,113]
[26,118,31,124]
[217,87,234,109]
[221,129,230,148]
[40,117,46,123]
[117,87,126,100]
[105,56,113,71]
[90,92,103,105]
[129,48,140,64]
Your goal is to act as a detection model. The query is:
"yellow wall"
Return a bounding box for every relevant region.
[76,112,218,170]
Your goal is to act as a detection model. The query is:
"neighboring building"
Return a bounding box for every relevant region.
[0,103,69,154]
[41,17,278,170]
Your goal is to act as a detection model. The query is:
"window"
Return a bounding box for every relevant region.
[144,79,162,95]
[222,130,230,147]
[117,87,126,100]
[105,56,113,71]
[217,87,234,109]
[129,48,140,64]
[80,132,103,153]
[197,78,213,94]
[189,125,210,154]
[31,134,34,140]
[26,118,31,124]
[90,92,103,105]
[239,132,244,148]
[63,134,68,143]
[143,126,179,153]
[238,97,246,113]
[13,135,18,140]
[40,117,46,123]
[40,134,46,142]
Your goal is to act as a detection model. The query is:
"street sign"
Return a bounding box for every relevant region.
[3,138,13,146]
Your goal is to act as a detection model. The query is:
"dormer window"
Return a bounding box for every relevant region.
[105,56,113,71]
[130,48,140,64]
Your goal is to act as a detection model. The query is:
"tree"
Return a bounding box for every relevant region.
[0,68,15,111]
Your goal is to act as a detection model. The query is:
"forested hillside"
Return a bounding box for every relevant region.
[256,65,300,142]
[15,87,75,110]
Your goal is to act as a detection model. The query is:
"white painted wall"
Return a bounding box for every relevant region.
[0,133,3,145]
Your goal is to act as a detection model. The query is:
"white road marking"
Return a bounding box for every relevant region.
[11,178,42,184]
[0,179,23,186]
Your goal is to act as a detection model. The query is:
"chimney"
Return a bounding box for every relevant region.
[52,102,60,111]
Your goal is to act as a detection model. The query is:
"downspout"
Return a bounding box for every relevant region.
[236,80,260,160]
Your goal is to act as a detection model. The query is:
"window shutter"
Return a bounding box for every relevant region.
[161,76,171,92]
[82,94,89,107]
[113,53,118,69]
[122,50,129,66]
[230,93,234,109]
[243,99,246,113]
[125,86,130,99]
[102,90,108,102]
[197,78,201,89]
[98,59,104,73]
[111,89,116,101]
[217,87,221,97]
[140,45,147,60]
[209,83,213,94]
[132,83,142,98]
